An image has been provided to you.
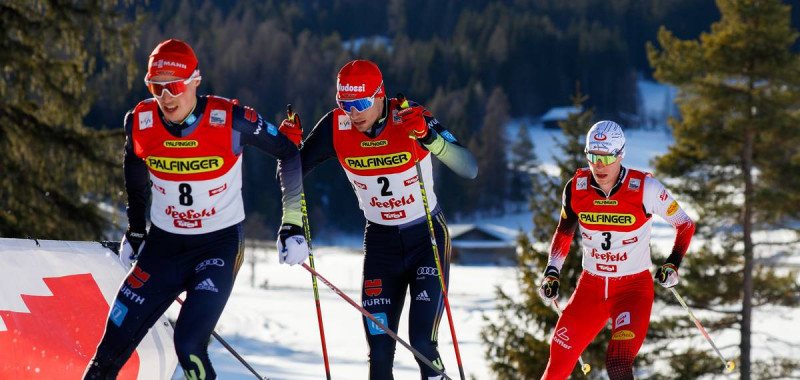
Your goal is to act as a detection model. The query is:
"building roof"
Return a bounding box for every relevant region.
[448,224,519,248]
[540,106,583,122]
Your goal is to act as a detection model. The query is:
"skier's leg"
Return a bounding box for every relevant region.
[361,222,407,380]
[174,223,244,380]
[541,272,608,380]
[84,226,184,379]
[605,271,654,380]
[407,212,450,379]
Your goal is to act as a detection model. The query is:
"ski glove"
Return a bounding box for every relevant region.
[538,265,560,301]
[656,262,679,288]
[278,114,303,147]
[277,224,308,265]
[119,229,146,268]
[397,106,429,140]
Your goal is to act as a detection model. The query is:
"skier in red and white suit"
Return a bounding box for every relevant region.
[538,120,695,380]
[279,60,478,380]
[84,39,307,380]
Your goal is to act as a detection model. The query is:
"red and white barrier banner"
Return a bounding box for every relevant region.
[0,238,177,379]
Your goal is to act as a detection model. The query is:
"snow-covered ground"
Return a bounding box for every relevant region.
[165,122,798,379]
[169,247,517,379]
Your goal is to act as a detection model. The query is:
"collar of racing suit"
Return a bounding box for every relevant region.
[589,166,627,198]
[362,96,390,139]
[160,95,206,138]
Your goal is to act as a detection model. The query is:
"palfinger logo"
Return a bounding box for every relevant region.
[163,140,198,148]
[147,156,223,174]
[579,212,635,226]
[345,152,411,170]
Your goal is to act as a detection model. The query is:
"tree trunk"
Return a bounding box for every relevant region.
[741,124,756,380]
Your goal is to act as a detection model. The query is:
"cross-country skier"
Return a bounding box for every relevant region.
[83,39,308,380]
[537,120,696,380]
[278,59,477,380]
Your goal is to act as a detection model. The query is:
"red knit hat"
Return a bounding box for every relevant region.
[146,39,199,80]
[336,60,385,100]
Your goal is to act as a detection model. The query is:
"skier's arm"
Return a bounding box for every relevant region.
[538,180,579,301]
[643,176,695,268]
[299,111,337,177]
[419,109,478,179]
[545,180,580,272]
[232,105,303,227]
[123,110,149,233]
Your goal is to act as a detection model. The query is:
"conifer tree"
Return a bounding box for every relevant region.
[647,0,800,378]
[508,123,536,209]
[469,87,510,213]
[0,1,138,239]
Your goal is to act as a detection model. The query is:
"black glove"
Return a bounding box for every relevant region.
[655,262,679,288]
[119,228,146,268]
[538,265,560,301]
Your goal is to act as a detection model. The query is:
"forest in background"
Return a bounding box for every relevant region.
[19,0,800,238]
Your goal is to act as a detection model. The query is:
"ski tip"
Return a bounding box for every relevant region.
[725,361,735,373]
[582,363,591,374]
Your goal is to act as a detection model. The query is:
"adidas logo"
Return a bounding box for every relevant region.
[195,278,219,293]
[416,290,431,302]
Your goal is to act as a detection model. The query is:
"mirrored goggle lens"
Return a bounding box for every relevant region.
[146,81,189,98]
[587,153,617,165]
[338,97,375,113]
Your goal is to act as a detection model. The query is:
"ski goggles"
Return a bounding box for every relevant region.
[337,81,383,113]
[144,72,201,98]
[586,151,620,165]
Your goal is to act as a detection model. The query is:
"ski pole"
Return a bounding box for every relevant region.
[669,287,735,373]
[288,104,332,380]
[300,263,453,380]
[175,298,270,380]
[397,93,466,380]
[552,299,591,375]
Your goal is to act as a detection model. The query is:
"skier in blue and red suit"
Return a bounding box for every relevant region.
[279,59,478,380]
[84,39,309,380]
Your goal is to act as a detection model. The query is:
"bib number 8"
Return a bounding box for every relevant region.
[179,183,193,206]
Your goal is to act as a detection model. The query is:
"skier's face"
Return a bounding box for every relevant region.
[345,96,384,132]
[149,75,200,124]
[587,150,622,188]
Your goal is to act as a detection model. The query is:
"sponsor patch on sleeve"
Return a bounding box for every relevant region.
[440,130,457,143]
[666,200,679,216]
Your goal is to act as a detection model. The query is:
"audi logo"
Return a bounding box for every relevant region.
[417,267,438,276]
[195,258,225,272]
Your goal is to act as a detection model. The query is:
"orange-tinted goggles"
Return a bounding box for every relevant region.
[144,75,201,98]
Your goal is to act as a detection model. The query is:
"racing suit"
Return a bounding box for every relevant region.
[84,95,303,380]
[300,96,477,379]
[541,167,695,380]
